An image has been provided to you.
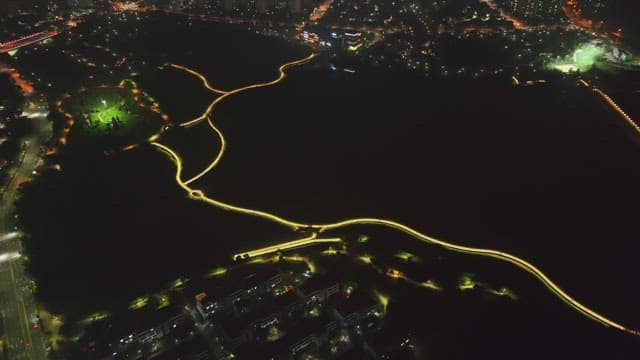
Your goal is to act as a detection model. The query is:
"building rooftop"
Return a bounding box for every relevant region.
[244,268,282,289]
[234,314,334,359]
[371,319,415,357]
[336,290,377,318]
[108,305,184,342]
[186,264,282,304]
[151,335,209,360]
[216,291,299,339]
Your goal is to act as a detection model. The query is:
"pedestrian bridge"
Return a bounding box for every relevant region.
[233,237,342,261]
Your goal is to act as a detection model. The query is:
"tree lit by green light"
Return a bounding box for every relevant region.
[489,287,519,301]
[374,289,390,313]
[129,296,149,310]
[155,293,171,309]
[421,279,443,292]
[357,254,373,264]
[321,247,340,256]
[343,282,358,295]
[80,311,110,325]
[394,250,421,263]
[458,273,476,291]
[306,305,320,318]
[207,266,227,277]
[170,277,188,289]
[267,325,283,342]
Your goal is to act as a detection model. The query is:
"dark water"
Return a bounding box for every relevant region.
[210,65,640,320]
[17,14,640,358]
[201,68,640,357]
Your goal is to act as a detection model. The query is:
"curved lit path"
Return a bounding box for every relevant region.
[151,54,639,336]
[168,64,228,95]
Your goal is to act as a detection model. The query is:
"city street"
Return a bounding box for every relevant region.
[0,64,50,359]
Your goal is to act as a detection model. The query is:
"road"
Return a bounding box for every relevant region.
[478,0,527,30]
[0,31,59,54]
[0,64,51,359]
[153,8,399,47]
[309,0,334,22]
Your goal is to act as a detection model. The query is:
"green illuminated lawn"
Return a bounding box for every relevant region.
[573,43,606,69]
[59,80,168,149]
[94,108,132,129]
[549,42,607,73]
[77,90,140,133]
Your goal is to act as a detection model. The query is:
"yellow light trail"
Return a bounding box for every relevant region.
[152,54,640,336]
[178,53,316,128]
[169,54,317,185]
[184,116,226,185]
[55,79,170,152]
[168,64,228,95]
[232,235,341,260]
[319,218,638,335]
[152,141,308,230]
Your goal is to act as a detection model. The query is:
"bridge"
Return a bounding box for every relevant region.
[233,237,342,261]
[0,30,59,54]
[579,79,640,134]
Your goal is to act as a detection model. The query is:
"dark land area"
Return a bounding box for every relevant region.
[10,11,640,359]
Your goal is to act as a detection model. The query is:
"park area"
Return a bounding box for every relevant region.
[56,80,169,149]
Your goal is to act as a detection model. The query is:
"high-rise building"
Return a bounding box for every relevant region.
[500,0,564,23]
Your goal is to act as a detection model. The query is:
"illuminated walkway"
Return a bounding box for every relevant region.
[168,64,227,95]
[232,236,341,260]
[152,55,639,336]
